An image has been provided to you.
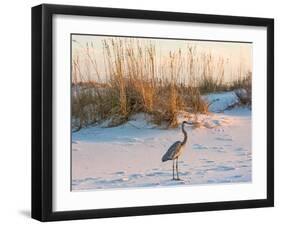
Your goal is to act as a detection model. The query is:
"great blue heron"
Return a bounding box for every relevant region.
[162,121,188,180]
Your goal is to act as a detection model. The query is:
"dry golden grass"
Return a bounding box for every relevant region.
[71,38,251,130]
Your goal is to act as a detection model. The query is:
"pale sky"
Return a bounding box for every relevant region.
[71,34,252,83]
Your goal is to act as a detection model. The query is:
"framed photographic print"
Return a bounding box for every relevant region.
[32,4,274,221]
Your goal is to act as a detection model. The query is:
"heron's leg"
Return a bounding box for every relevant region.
[176,158,179,180]
[172,159,175,180]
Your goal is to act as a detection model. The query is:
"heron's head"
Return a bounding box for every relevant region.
[181,121,189,130]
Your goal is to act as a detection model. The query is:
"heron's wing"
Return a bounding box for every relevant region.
[162,141,182,162]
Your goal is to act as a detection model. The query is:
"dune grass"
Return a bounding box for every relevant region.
[71,38,251,130]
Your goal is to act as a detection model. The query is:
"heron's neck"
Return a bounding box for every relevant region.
[181,124,187,145]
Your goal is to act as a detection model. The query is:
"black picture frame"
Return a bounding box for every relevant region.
[32,4,274,222]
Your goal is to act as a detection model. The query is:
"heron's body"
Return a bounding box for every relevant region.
[161,141,185,161]
[162,121,188,180]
